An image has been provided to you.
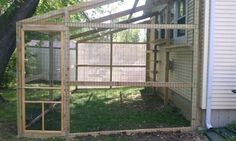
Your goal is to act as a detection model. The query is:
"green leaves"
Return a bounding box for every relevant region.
[35,0,83,15]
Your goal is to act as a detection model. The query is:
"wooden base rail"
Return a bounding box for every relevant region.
[69,127,192,137]
[75,64,146,68]
[68,81,192,88]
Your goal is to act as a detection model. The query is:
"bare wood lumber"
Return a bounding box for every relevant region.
[16,23,24,137]
[76,20,149,42]
[68,81,192,88]
[75,43,78,87]
[25,101,62,104]
[63,10,70,138]
[153,45,158,82]
[191,0,201,128]
[23,130,62,138]
[42,103,45,130]
[67,23,195,30]
[25,102,60,129]
[164,52,170,106]
[75,64,146,68]
[60,31,65,134]
[21,0,121,23]
[110,33,113,88]
[128,0,139,20]
[89,4,151,23]
[77,29,123,42]
[21,28,26,132]
[71,12,158,39]
[77,41,147,44]
[69,127,192,137]
[23,87,61,90]
[49,34,54,100]
[22,24,68,32]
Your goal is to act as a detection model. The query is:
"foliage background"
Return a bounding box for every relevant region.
[0,0,140,88]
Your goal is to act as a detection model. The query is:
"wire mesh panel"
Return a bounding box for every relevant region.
[25,31,62,87]
[112,43,146,82]
[17,0,201,138]
[22,31,63,133]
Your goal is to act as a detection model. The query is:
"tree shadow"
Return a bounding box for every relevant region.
[70,88,190,133]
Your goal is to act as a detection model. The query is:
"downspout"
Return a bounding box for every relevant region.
[205,0,216,129]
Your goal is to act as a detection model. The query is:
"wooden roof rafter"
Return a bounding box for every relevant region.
[86,4,154,23]
[128,0,139,20]
[76,20,150,42]
[20,0,122,23]
[70,9,159,39]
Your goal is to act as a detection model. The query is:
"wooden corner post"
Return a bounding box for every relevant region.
[16,22,24,138]
[191,0,201,128]
[164,0,171,106]
[63,10,70,138]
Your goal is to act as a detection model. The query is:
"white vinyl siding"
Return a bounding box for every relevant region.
[168,0,194,101]
[169,49,193,100]
[211,0,236,109]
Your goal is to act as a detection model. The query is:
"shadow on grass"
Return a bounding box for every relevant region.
[0,88,191,141]
[70,87,190,133]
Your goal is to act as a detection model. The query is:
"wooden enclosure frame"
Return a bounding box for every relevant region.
[17,0,201,139]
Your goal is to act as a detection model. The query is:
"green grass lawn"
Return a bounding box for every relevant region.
[70,87,190,132]
[0,87,190,141]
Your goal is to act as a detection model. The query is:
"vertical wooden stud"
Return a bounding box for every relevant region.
[60,31,65,133]
[64,10,70,138]
[110,33,113,88]
[75,42,78,90]
[16,23,23,137]
[49,34,54,100]
[42,103,45,131]
[21,28,26,133]
[164,52,170,106]
[153,45,157,82]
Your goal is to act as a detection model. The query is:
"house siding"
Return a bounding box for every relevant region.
[211,0,236,109]
[169,49,193,101]
[168,0,194,101]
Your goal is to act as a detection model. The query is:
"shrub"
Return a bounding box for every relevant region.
[0,52,16,88]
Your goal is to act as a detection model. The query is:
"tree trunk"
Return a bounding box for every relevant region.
[0,0,39,79]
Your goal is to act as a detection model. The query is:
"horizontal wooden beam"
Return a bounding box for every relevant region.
[77,20,149,42]
[22,24,68,32]
[69,127,192,137]
[77,42,147,44]
[25,101,62,104]
[24,87,61,90]
[67,23,195,30]
[20,0,121,23]
[75,64,146,68]
[71,12,157,39]
[23,130,63,138]
[68,81,192,88]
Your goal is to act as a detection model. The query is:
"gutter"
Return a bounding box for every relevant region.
[205,0,216,129]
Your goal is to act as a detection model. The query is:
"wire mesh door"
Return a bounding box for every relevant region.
[18,28,67,136]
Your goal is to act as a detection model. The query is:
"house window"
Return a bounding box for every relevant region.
[155,12,165,39]
[160,13,165,39]
[178,0,186,18]
[177,0,186,37]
